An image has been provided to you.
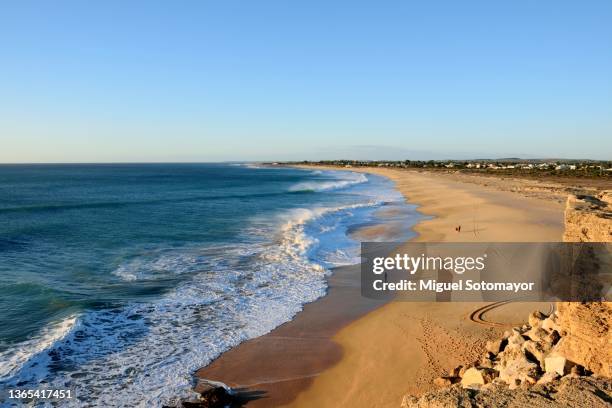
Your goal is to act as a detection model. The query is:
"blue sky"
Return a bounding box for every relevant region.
[1,0,611,162]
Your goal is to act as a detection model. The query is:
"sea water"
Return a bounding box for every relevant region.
[0,163,420,406]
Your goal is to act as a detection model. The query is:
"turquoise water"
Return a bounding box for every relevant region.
[0,164,419,406]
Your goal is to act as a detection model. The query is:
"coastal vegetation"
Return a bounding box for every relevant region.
[282,159,612,180]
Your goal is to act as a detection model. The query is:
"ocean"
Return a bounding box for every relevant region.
[0,163,420,406]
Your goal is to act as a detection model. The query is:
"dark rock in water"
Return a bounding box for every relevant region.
[195,380,233,407]
[166,380,234,408]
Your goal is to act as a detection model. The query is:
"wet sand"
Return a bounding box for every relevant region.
[196,166,565,407]
[195,262,386,406]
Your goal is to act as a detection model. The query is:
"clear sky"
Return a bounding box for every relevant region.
[1,0,611,162]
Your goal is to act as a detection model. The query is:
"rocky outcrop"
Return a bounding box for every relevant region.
[401,310,611,407]
[557,191,611,376]
[563,191,611,242]
[554,302,611,377]
[442,311,591,388]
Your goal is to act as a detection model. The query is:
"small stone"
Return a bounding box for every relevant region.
[481,383,494,391]
[480,357,494,369]
[194,379,234,408]
[541,316,560,334]
[496,354,539,387]
[545,354,570,376]
[461,367,486,388]
[524,327,548,343]
[507,330,526,347]
[509,378,521,390]
[449,365,462,377]
[528,310,546,328]
[433,376,454,387]
[546,330,561,346]
[570,365,584,377]
[522,340,551,369]
[460,367,496,388]
[524,376,537,385]
[537,371,559,384]
[486,339,503,354]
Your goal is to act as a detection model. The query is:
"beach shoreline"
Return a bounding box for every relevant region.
[195,165,565,407]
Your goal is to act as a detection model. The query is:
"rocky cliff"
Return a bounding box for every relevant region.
[556,191,611,377]
[563,191,612,242]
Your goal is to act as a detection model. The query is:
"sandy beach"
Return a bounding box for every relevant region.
[197,166,565,407]
[5,4,611,406]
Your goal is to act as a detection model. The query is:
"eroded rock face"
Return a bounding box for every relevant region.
[556,192,611,377]
[554,302,611,377]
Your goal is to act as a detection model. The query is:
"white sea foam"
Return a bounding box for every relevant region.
[112,252,209,281]
[289,172,367,192]
[320,248,360,266]
[243,162,267,169]
[0,203,373,407]
[0,172,410,408]
[0,315,77,381]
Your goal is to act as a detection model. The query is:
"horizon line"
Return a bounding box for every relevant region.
[0,158,610,165]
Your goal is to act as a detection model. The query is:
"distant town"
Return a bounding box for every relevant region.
[277,159,612,178]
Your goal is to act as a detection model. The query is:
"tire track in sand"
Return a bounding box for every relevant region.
[469,300,555,327]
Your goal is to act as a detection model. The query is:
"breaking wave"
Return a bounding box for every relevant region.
[0,315,77,381]
[0,200,383,407]
[0,167,415,408]
[289,172,367,192]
